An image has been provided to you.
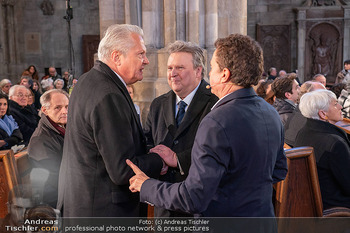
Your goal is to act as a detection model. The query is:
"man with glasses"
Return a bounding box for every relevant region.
[9,85,39,145]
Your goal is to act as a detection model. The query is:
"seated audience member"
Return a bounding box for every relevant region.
[32,79,42,110]
[19,75,33,89]
[8,85,39,145]
[0,93,23,149]
[312,73,327,87]
[0,79,12,96]
[48,67,61,82]
[41,78,54,93]
[278,69,287,78]
[256,79,274,105]
[25,65,40,80]
[28,89,69,208]
[53,78,64,90]
[68,78,78,95]
[331,83,346,99]
[126,84,141,116]
[335,59,350,84]
[284,81,325,147]
[267,67,277,80]
[26,88,38,115]
[295,89,350,210]
[271,74,300,125]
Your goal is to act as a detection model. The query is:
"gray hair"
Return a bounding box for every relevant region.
[54,78,64,86]
[299,89,336,120]
[9,85,27,98]
[0,79,11,88]
[166,40,206,79]
[40,89,69,109]
[98,24,144,62]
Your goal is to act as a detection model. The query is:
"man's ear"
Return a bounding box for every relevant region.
[221,68,231,83]
[195,67,202,79]
[42,106,48,116]
[285,92,292,99]
[318,110,328,121]
[111,51,122,66]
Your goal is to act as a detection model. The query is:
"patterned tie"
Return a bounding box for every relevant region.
[176,101,187,126]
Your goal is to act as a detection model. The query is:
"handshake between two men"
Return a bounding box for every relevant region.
[127,144,177,193]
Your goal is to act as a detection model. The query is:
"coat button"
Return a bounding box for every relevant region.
[173,140,178,145]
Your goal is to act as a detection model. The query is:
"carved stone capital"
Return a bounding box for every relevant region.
[1,0,16,6]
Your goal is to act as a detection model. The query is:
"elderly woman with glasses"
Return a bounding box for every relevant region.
[295,89,350,211]
[8,85,39,145]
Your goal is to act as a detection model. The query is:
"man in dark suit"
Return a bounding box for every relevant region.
[144,41,218,217]
[127,34,288,217]
[57,24,165,217]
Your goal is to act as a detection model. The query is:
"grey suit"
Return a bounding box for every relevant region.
[144,80,218,216]
[57,61,163,217]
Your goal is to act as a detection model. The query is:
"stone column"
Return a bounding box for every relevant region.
[296,9,307,83]
[218,0,247,38]
[187,0,200,44]
[176,0,186,41]
[343,6,350,62]
[99,0,125,38]
[1,0,19,80]
[142,0,163,48]
[164,0,176,46]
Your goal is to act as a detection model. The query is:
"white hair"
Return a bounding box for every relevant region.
[40,89,69,109]
[299,89,337,120]
[0,79,11,88]
[9,85,27,98]
[97,24,144,63]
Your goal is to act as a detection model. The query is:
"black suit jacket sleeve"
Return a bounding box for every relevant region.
[91,93,163,185]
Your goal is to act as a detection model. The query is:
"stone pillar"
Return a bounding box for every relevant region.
[142,0,163,48]
[1,0,19,80]
[343,6,350,62]
[99,0,125,38]
[296,9,307,83]
[187,0,200,44]
[218,0,247,38]
[163,0,176,46]
[176,0,186,41]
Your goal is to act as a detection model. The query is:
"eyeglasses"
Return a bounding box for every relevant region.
[15,93,30,98]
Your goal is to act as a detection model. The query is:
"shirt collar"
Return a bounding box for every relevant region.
[176,81,201,106]
[111,70,127,87]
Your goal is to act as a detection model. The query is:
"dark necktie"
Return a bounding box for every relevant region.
[176,101,187,126]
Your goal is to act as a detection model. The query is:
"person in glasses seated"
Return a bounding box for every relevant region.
[8,85,39,146]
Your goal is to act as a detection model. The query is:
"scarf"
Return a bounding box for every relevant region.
[0,115,19,136]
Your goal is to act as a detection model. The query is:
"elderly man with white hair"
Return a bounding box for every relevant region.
[8,85,39,145]
[295,89,350,211]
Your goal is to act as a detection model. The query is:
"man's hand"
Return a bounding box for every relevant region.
[150,145,177,167]
[126,159,150,193]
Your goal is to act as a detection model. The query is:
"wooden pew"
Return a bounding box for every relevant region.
[0,150,20,218]
[275,146,323,217]
[14,149,31,186]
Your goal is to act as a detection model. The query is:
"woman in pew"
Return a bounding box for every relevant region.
[0,93,23,149]
[295,89,350,210]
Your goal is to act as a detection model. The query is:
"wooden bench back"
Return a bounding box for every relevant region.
[275,146,323,217]
[15,150,31,186]
[0,150,19,218]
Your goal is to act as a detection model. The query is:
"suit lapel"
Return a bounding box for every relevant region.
[162,92,177,138]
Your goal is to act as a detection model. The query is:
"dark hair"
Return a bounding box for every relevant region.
[214,34,264,88]
[344,60,350,65]
[25,65,39,80]
[256,80,273,99]
[271,74,297,99]
[0,92,9,116]
[330,83,346,98]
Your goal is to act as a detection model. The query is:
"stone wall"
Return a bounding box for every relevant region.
[0,0,100,83]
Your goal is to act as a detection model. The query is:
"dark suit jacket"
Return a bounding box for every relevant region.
[284,106,306,147]
[140,87,288,217]
[0,128,22,150]
[8,100,39,145]
[28,114,64,208]
[57,60,163,217]
[144,80,218,217]
[144,80,218,181]
[295,118,350,209]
